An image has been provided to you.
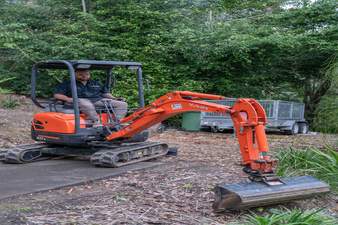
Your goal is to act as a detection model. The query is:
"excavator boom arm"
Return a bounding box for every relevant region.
[106,91,275,174]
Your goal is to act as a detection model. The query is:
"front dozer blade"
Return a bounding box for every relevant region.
[213,176,330,212]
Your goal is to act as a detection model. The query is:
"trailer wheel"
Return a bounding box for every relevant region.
[211,126,218,133]
[285,122,299,135]
[298,123,308,134]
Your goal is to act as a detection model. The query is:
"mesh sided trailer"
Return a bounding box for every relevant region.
[199,100,309,135]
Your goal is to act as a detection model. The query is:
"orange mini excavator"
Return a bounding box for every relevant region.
[0,60,330,211]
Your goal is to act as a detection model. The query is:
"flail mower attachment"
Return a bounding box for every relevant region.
[212,176,330,212]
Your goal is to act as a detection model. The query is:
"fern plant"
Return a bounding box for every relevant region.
[0,77,16,94]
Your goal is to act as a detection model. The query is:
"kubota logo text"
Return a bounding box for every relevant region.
[189,103,208,110]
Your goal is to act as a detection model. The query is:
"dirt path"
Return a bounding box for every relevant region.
[0,95,337,224]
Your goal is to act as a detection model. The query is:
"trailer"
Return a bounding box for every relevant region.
[199,100,309,135]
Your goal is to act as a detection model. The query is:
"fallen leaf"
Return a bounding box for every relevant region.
[67,188,73,195]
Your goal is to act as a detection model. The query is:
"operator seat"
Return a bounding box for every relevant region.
[45,98,111,114]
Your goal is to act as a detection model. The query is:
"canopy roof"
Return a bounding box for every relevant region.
[36,60,142,70]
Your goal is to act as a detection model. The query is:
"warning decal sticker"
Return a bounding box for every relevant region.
[171,104,182,110]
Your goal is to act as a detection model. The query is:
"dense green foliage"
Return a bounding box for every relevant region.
[0,0,337,129]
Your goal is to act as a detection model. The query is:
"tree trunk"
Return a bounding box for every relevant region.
[303,77,331,130]
[81,0,86,12]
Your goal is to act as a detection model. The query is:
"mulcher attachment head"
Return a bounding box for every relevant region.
[212,176,330,212]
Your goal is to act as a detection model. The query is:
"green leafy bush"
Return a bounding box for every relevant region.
[1,0,338,128]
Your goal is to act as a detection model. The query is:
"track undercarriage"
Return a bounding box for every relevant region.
[0,142,169,167]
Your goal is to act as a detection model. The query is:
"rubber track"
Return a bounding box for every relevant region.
[0,144,49,164]
[91,142,169,168]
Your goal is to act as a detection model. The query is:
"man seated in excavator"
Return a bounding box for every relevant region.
[53,69,127,127]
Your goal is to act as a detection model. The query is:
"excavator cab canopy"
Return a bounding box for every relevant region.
[34,60,142,70]
[30,60,148,133]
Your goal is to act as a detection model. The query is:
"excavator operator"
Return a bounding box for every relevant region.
[53,69,127,127]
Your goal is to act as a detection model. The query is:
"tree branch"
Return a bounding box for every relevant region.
[15,45,62,83]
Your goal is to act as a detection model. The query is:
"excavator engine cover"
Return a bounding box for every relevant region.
[213,176,330,212]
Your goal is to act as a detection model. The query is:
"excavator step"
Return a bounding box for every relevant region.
[212,176,330,212]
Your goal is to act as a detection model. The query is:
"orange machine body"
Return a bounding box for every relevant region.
[32,112,111,133]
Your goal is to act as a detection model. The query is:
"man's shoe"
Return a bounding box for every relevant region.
[92,123,103,128]
[118,123,130,128]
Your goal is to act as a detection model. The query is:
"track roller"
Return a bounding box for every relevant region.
[0,144,49,163]
[91,142,169,167]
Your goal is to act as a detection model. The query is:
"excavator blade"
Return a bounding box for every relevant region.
[213,176,330,212]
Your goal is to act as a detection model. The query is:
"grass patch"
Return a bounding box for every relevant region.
[1,96,20,109]
[181,184,194,188]
[273,146,338,191]
[114,194,131,200]
[16,207,34,212]
[238,206,338,225]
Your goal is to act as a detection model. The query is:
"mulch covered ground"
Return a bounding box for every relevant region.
[0,95,337,224]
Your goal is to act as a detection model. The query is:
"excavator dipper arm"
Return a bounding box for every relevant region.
[106,91,277,178]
